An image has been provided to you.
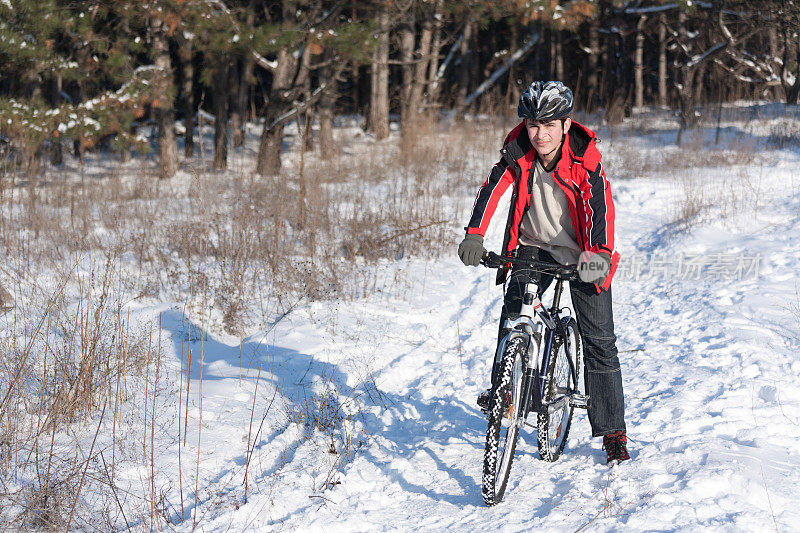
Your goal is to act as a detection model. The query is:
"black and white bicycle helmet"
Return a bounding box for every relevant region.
[518,81,574,121]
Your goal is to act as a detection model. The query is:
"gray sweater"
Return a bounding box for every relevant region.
[517,159,582,265]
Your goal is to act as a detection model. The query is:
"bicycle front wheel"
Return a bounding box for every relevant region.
[537,317,582,462]
[482,335,526,506]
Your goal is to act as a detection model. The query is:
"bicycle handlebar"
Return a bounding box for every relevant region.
[480,251,579,280]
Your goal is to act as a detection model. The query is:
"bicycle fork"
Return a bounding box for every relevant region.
[494,280,548,422]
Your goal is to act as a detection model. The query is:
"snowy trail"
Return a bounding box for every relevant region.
[168,153,800,531]
[306,176,799,530]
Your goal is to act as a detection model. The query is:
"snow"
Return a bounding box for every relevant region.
[193,152,799,530]
[2,106,800,530]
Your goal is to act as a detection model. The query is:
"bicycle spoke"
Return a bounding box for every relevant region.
[537,318,582,462]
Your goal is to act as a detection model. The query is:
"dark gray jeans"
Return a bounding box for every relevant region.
[496,246,627,437]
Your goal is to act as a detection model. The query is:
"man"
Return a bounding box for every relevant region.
[458,81,629,464]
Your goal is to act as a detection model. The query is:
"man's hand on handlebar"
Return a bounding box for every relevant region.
[458,234,486,266]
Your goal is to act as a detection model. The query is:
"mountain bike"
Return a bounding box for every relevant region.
[480,251,588,506]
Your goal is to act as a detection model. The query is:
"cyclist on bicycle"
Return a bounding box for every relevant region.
[458,81,630,463]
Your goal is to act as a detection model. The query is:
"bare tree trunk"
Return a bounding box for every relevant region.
[256,121,285,176]
[240,52,254,147]
[768,26,780,101]
[179,39,194,158]
[318,62,336,160]
[605,33,626,125]
[658,13,668,108]
[229,61,243,151]
[635,15,647,109]
[505,22,519,113]
[153,21,178,179]
[425,1,444,107]
[300,111,314,152]
[212,64,229,171]
[299,46,314,153]
[554,31,564,82]
[676,74,697,135]
[74,44,89,163]
[693,62,706,105]
[674,9,717,135]
[675,10,695,141]
[350,1,360,113]
[369,3,390,140]
[256,105,287,176]
[233,1,256,149]
[677,75,698,136]
[782,30,800,104]
[399,16,415,126]
[351,65,361,114]
[455,19,475,110]
[256,49,294,176]
[408,14,434,121]
[256,43,310,176]
[50,75,63,166]
[586,20,600,113]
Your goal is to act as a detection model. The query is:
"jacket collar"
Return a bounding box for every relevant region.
[504,120,600,173]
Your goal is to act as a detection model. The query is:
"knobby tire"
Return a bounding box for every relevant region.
[537,317,582,462]
[482,336,526,506]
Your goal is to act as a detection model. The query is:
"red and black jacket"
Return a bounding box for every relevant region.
[466,120,620,292]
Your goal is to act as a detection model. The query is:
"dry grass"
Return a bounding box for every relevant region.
[599,105,772,181]
[0,251,159,529]
[765,119,800,150]
[668,160,765,231]
[0,116,508,527]
[589,108,776,233]
[605,145,758,180]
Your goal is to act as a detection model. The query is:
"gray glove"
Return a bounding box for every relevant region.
[458,234,486,266]
[594,253,611,285]
[578,251,611,284]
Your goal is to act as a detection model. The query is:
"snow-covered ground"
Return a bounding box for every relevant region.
[3,107,800,531]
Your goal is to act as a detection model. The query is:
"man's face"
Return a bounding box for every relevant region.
[525,118,571,156]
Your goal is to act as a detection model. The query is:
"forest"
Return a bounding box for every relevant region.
[1,0,797,178]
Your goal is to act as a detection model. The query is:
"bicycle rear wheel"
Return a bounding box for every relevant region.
[537,317,582,462]
[482,336,526,506]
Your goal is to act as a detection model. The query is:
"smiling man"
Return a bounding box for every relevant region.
[458,81,629,464]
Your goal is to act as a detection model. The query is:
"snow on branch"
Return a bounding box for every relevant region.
[687,41,727,68]
[721,48,780,82]
[624,3,678,15]
[624,1,711,15]
[713,58,781,85]
[462,30,541,107]
[266,61,345,132]
[251,51,278,71]
[434,33,463,85]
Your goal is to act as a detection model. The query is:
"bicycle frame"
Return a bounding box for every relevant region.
[494,275,579,422]
[481,251,588,504]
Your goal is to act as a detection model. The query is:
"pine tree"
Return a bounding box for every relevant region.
[253,1,372,176]
[0,0,148,172]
